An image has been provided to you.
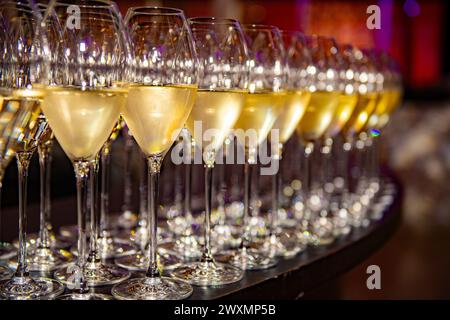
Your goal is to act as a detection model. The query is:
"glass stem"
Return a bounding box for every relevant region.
[184,135,195,222]
[15,151,33,278]
[74,161,90,293]
[303,142,314,201]
[270,144,282,237]
[146,155,163,278]
[122,126,133,215]
[341,139,352,208]
[240,148,255,250]
[100,143,111,238]
[137,152,148,247]
[369,135,380,184]
[37,141,53,250]
[202,161,214,262]
[88,158,100,263]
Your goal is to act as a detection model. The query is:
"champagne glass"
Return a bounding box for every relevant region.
[262,31,311,258]
[0,2,64,299]
[218,25,286,270]
[0,9,18,263]
[111,6,197,300]
[42,0,130,300]
[340,48,380,228]
[171,17,247,286]
[293,36,342,245]
[6,3,75,272]
[360,50,402,209]
[320,44,360,237]
[116,124,138,229]
[96,119,137,259]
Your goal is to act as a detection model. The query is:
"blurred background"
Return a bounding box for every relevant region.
[1,0,449,299]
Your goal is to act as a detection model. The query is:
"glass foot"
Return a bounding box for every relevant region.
[0,276,64,300]
[212,225,241,250]
[13,233,73,250]
[97,237,137,259]
[112,276,193,300]
[57,292,113,300]
[172,260,243,286]
[159,237,202,260]
[0,243,16,260]
[59,225,78,240]
[117,210,138,230]
[55,262,130,287]
[9,248,74,272]
[0,265,12,280]
[216,248,277,271]
[261,234,305,258]
[126,226,173,245]
[114,251,181,273]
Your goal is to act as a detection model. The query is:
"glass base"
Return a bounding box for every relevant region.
[159,237,202,260]
[261,234,306,258]
[126,226,173,246]
[58,225,78,240]
[9,248,74,272]
[0,243,16,260]
[57,292,113,300]
[172,260,244,286]
[217,247,277,271]
[112,276,193,300]
[13,233,73,250]
[0,265,12,280]
[212,225,241,250]
[0,276,64,300]
[114,251,181,273]
[97,237,137,259]
[117,210,138,230]
[55,262,130,287]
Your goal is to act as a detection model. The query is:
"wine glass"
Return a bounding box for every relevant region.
[0,4,19,264]
[360,50,402,206]
[171,17,248,286]
[217,24,287,270]
[340,48,380,228]
[0,1,65,300]
[41,0,131,300]
[5,2,75,272]
[321,44,360,237]
[111,6,197,300]
[292,36,342,245]
[96,119,137,259]
[262,31,311,258]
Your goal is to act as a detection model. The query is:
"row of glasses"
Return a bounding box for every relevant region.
[0,1,64,299]
[0,1,403,300]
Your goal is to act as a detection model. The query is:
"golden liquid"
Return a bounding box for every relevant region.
[375,89,403,129]
[123,85,197,156]
[342,92,378,137]
[273,90,311,143]
[186,90,244,155]
[326,93,359,138]
[296,91,340,142]
[234,91,285,146]
[108,119,123,143]
[366,91,391,130]
[42,87,125,161]
[3,88,48,155]
[0,89,26,172]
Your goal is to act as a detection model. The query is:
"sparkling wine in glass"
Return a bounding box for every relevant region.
[111,7,198,300]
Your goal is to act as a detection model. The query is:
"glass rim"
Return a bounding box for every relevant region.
[242,23,280,31]
[188,17,240,25]
[53,0,117,9]
[127,6,185,16]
